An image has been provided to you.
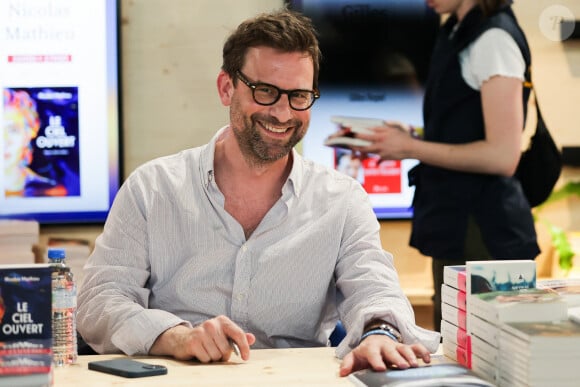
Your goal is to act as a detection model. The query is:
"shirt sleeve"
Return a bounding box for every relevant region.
[334,184,440,358]
[76,168,190,355]
[459,28,526,90]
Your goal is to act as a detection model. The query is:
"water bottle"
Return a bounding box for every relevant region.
[48,248,78,366]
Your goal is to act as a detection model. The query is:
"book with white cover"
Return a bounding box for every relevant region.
[440,319,469,349]
[468,288,567,326]
[537,277,580,307]
[468,314,499,348]
[443,265,466,292]
[323,116,379,149]
[569,305,580,324]
[441,302,466,330]
[465,260,536,296]
[0,220,39,236]
[465,260,537,333]
[441,339,471,368]
[441,283,466,311]
[471,354,497,385]
[500,319,580,352]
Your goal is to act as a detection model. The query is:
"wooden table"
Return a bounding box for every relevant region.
[53,347,351,386]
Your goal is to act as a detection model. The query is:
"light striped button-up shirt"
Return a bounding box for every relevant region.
[77,127,440,358]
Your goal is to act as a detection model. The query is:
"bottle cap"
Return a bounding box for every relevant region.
[48,248,66,260]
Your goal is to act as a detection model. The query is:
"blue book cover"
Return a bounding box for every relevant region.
[0,264,52,357]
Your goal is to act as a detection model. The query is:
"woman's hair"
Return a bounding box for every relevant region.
[221,8,321,90]
[479,0,511,17]
[4,89,41,165]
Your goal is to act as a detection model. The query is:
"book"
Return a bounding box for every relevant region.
[441,303,466,330]
[465,260,536,296]
[440,319,469,349]
[537,277,580,307]
[569,305,580,324]
[348,363,494,387]
[441,284,466,311]
[441,338,471,368]
[468,288,568,326]
[0,371,52,387]
[443,265,466,292]
[323,116,379,149]
[500,319,580,352]
[470,354,497,385]
[0,264,53,380]
[470,335,497,364]
[467,314,499,348]
[0,220,39,237]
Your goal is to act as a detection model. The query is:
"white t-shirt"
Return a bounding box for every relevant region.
[459,28,526,90]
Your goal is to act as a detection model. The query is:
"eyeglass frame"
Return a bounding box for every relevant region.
[235,70,320,111]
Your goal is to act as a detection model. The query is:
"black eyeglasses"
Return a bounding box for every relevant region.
[235,70,319,111]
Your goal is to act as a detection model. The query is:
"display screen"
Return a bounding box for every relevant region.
[288,0,439,219]
[1,0,122,224]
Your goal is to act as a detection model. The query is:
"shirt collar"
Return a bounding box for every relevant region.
[200,125,304,199]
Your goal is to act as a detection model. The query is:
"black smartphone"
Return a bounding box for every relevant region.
[88,358,168,378]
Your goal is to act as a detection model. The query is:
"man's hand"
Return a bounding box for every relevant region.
[339,334,431,377]
[149,315,256,362]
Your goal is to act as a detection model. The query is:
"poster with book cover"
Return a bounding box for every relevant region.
[4,86,80,198]
[333,148,403,194]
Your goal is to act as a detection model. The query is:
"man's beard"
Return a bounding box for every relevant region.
[233,112,306,166]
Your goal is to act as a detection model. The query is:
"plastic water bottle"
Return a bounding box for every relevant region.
[48,248,78,366]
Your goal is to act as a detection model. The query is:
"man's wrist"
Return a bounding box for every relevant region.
[362,320,402,343]
[360,328,399,344]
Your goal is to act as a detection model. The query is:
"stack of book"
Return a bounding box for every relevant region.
[0,220,39,264]
[499,319,580,386]
[440,265,471,368]
[463,260,539,383]
[0,264,53,386]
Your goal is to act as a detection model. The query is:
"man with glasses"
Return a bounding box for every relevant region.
[77,9,439,376]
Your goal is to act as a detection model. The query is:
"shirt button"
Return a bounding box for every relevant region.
[241,244,247,252]
[237,293,245,300]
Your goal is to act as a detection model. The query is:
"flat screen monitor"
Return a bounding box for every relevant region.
[287,0,440,219]
[1,0,122,224]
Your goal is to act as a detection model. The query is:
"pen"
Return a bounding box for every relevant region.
[229,339,241,357]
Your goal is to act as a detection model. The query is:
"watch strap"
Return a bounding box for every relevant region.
[360,328,399,343]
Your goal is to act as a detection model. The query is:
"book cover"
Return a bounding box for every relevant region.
[440,319,469,349]
[465,260,536,296]
[4,87,80,198]
[348,363,493,387]
[537,277,580,307]
[468,288,568,326]
[0,264,52,376]
[443,265,466,292]
[441,284,466,311]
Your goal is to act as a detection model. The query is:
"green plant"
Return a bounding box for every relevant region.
[534,181,580,274]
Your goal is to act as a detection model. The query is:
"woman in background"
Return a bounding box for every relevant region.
[349,0,540,331]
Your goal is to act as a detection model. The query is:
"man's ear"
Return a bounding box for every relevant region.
[217,70,233,106]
